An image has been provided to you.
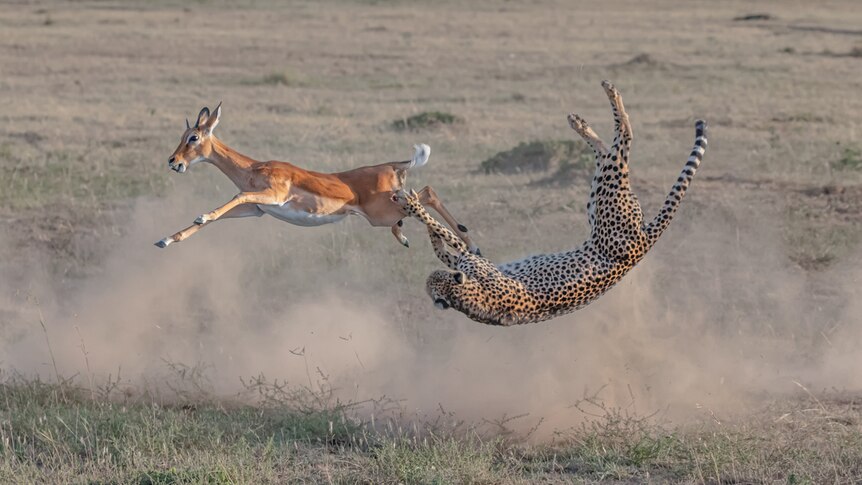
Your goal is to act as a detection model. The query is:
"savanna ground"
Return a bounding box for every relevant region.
[2,0,862,483]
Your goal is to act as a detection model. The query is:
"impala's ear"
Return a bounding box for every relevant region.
[195,107,210,129]
[453,271,465,284]
[199,102,221,136]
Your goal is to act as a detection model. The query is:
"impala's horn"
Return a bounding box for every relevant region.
[185,118,191,130]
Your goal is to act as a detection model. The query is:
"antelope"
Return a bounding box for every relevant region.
[156,104,479,253]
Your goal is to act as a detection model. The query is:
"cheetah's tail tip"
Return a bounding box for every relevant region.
[695,120,708,139]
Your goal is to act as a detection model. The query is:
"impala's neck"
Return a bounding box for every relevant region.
[205,137,259,187]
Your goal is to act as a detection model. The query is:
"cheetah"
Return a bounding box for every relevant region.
[394,81,707,326]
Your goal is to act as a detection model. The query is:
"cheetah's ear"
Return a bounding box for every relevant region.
[453,271,465,284]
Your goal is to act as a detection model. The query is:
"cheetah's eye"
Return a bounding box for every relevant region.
[453,272,465,284]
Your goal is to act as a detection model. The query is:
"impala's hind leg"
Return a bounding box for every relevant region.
[416,186,480,256]
[393,189,469,269]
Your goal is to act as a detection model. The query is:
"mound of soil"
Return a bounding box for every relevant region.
[480,139,589,175]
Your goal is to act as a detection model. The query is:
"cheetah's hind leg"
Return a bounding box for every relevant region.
[601,80,632,165]
[568,113,609,231]
[574,82,645,259]
[597,81,642,227]
[567,113,608,158]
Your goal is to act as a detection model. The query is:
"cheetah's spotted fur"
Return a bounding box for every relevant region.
[396,81,707,326]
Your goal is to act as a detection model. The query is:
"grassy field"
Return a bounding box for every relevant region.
[1,0,862,482]
[3,378,862,483]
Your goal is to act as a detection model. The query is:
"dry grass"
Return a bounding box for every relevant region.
[2,376,861,483]
[1,0,862,482]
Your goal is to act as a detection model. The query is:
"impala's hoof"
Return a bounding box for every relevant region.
[400,237,410,248]
[155,238,172,248]
[194,214,208,225]
[471,246,482,257]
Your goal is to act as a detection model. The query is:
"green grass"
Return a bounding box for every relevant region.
[2,376,861,484]
[0,143,164,210]
[833,146,862,171]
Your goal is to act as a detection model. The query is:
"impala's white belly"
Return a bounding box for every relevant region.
[258,202,351,227]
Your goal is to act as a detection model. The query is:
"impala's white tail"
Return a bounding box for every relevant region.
[407,143,431,170]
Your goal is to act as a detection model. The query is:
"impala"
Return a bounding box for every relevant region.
[156,104,478,253]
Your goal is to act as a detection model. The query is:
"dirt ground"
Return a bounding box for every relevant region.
[2,0,862,445]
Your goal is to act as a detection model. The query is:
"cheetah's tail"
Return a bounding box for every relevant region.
[643,120,707,244]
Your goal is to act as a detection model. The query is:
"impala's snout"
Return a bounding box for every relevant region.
[168,156,187,173]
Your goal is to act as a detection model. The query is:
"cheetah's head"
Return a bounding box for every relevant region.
[390,188,422,215]
[425,269,478,311]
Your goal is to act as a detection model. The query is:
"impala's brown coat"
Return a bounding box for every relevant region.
[157,105,478,252]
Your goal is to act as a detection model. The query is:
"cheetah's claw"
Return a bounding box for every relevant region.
[567,113,588,132]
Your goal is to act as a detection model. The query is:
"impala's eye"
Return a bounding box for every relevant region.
[188,134,199,144]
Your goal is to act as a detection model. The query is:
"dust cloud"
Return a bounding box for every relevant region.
[1,188,860,439]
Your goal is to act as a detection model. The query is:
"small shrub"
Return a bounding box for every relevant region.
[833,147,862,170]
[480,139,589,175]
[391,111,463,131]
[261,72,295,86]
[248,70,308,87]
[733,13,774,21]
[820,47,862,58]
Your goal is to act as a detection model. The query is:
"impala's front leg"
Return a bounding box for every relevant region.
[155,204,263,248]
[195,191,283,225]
